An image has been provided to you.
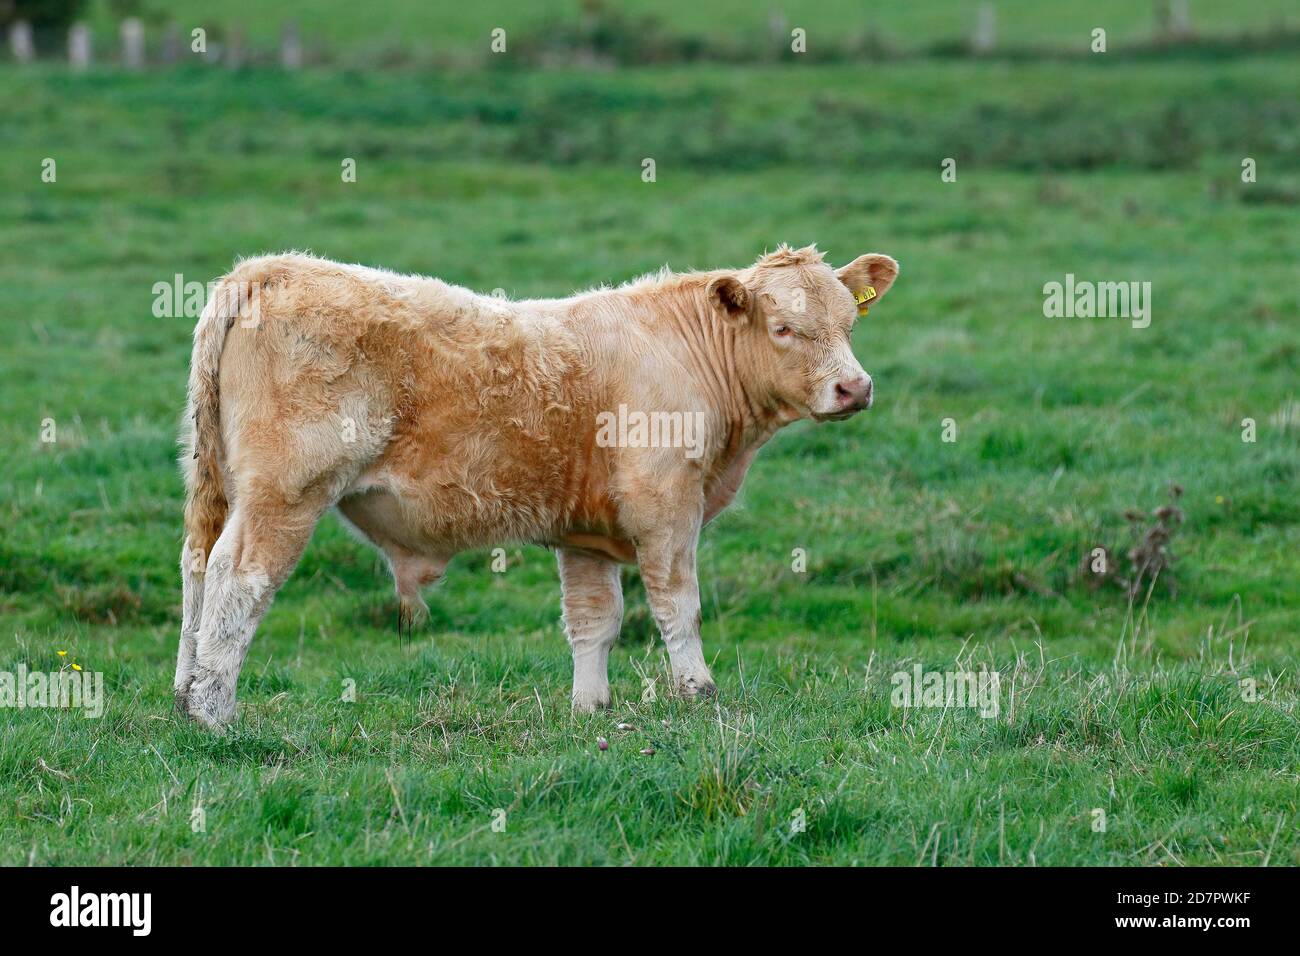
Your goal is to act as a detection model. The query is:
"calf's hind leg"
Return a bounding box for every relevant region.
[174,536,207,708]
[335,495,449,635]
[185,499,324,729]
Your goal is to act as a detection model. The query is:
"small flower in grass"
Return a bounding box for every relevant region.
[71,663,82,671]
[597,737,608,751]
[1215,495,1225,504]
[57,650,67,657]
[616,722,635,732]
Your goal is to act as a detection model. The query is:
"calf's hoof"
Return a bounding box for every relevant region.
[571,685,612,714]
[185,673,236,731]
[677,675,718,700]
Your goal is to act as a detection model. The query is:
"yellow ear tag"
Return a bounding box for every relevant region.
[855,286,877,316]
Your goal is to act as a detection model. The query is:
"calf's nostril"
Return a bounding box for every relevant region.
[835,377,871,408]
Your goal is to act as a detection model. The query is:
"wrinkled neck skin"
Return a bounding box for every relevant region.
[556,274,797,519]
[648,275,791,435]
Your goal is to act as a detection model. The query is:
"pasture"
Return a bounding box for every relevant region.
[0,18,1298,864]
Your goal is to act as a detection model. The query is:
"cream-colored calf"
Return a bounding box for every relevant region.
[175,245,898,728]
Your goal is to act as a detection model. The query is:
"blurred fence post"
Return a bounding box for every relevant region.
[69,23,92,70]
[226,25,244,69]
[121,18,145,69]
[972,3,996,53]
[281,21,303,69]
[10,20,35,63]
[1154,0,1195,41]
[767,11,787,60]
[161,23,181,63]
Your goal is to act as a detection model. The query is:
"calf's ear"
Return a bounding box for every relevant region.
[836,253,899,302]
[706,274,756,325]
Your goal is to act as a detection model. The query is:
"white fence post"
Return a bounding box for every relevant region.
[69,22,92,70]
[767,11,787,55]
[226,25,244,69]
[972,3,996,54]
[161,23,181,63]
[121,18,145,69]
[281,21,303,69]
[10,20,35,63]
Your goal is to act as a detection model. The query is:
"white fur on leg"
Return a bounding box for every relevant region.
[186,534,272,730]
[654,589,716,699]
[566,603,621,713]
[632,512,716,703]
[175,541,206,707]
[558,550,623,714]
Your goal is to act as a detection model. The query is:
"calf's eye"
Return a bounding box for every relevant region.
[774,325,792,337]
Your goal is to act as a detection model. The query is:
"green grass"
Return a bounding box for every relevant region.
[1,43,1298,864]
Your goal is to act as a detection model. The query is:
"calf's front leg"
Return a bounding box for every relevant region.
[558,548,624,713]
[635,517,716,700]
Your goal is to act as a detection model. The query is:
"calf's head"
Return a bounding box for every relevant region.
[706,245,898,422]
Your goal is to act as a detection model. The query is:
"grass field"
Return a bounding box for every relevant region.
[1,12,1299,864]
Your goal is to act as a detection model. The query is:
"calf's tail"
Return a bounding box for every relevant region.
[181,276,241,558]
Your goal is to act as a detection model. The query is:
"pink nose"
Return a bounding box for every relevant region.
[834,376,873,411]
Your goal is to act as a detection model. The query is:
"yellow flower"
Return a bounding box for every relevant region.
[57,650,67,657]
[71,663,82,671]
[1215,495,1224,504]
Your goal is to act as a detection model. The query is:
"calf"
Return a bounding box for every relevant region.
[175,244,898,728]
